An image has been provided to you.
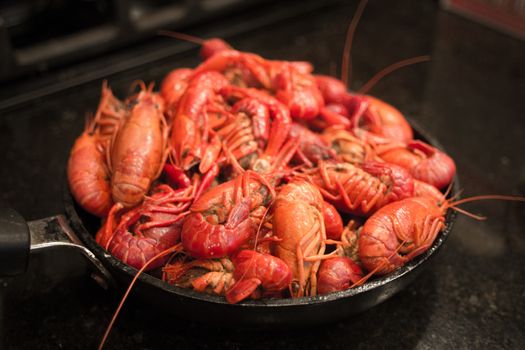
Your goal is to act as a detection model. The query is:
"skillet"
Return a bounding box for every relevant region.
[0,118,459,327]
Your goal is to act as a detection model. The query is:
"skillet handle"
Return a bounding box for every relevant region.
[0,206,114,288]
[28,215,114,289]
[0,207,30,276]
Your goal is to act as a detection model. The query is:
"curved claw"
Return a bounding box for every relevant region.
[163,164,192,189]
[199,135,222,174]
[407,140,435,156]
[318,107,352,129]
[225,278,262,304]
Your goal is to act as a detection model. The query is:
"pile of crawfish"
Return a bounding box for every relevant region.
[67,37,456,304]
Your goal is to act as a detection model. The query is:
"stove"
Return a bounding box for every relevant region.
[1,0,524,348]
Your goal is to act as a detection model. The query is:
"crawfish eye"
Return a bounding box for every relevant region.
[127,98,139,109]
[291,281,300,294]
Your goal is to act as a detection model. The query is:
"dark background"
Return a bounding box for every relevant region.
[1,0,524,348]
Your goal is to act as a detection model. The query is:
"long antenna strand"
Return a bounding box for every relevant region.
[358,55,431,94]
[341,0,369,87]
[157,30,205,45]
[98,244,182,350]
[449,195,525,208]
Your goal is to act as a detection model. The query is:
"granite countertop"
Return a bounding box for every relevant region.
[1,0,524,348]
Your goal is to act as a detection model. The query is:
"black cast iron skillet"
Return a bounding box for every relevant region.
[0,119,459,327]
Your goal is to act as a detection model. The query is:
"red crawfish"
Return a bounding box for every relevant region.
[67,83,125,217]
[180,170,275,259]
[377,140,456,190]
[225,250,292,304]
[191,41,324,120]
[289,123,336,167]
[358,194,525,276]
[314,75,414,142]
[96,184,194,270]
[165,35,354,123]
[196,85,296,175]
[318,219,364,295]
[317,257,363,295]
[320,127,376,164]
[110,83,169,208]
[272,179,326,297]
[170,71,230,171]
[68,125,113,218]
[358,196,446,275]
[323,201,344,240]
[163,257,235,296]
[218,85,295,174]
[351,95,414,143]
[308,160,414,216]
[414,179,446,204]
[160,67,193,118]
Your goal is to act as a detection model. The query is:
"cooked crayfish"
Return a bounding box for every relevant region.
[272,179,326,297]
[225,250,292,303]
[181,170,275,259]
[67,83,125,217]
[96,184,193,270]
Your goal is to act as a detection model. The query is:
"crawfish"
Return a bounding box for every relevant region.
[377,140,456,189]
[315,77,414,143]
[160,68,193,118]
[96,184,193,270]
[358,196,446,275]
[323,201,344,240]
[321,127,376,164]
[358,186,525,277]
[289,123,336,167]
[309,160,414,216]
[272,179,326,297]
[163,257,235,296]
[218,86,295,173]
[414,179,446,204]
[193,49,272,88]
[271,60,324,120]
[170,71,230,171]
[225,250,292,304]
[180,170,275,259]
[68,125,113,217]
[110,84,169,208]
[350,95,413,143]
[198,97,268,174]
[317,257,363,295]
[192,43,324,120]
[67,83,125,217]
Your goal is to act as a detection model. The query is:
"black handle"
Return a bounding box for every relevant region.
[0,207,30,276]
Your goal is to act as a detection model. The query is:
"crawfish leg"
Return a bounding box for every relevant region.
[404,215,443,261]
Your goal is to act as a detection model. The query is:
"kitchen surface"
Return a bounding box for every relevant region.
[1,0,524,348]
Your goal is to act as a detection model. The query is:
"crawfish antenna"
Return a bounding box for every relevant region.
[443,181,455,200]
[358,55,431,95]
[448,195,525,208]
[444,194,525,221]
[341,0,368,87]
[98,244,182,350]
[158,30,205,45]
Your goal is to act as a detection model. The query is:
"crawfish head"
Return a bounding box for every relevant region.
[225,250,292,304]
[181,172,274,259]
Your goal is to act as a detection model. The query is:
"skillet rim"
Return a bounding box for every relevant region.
[64,117,459,308]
